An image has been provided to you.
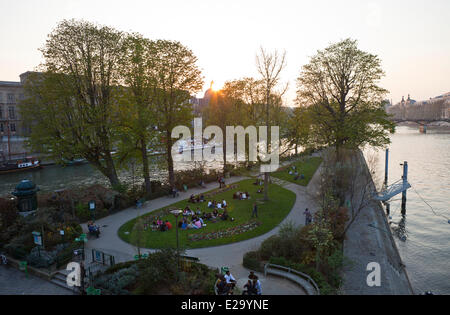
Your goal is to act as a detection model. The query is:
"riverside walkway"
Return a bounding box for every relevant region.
[81,162,323,295]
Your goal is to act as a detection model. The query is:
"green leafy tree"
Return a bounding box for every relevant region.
[20,20,126,188]
[117,34,159,196]
[296,39,395,160]
[285,106,313,155]
[150,40,204,187]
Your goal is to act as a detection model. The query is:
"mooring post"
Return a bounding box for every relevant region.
[401,161,408,216]
[384,149,389,187]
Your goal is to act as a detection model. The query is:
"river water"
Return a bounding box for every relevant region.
[0,126,448,294]
[367,126,450,295]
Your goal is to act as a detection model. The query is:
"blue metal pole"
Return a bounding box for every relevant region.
[385,149,389,187]
[401,161,408,216]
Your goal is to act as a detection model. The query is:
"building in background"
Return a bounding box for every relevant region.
[0,72,33,161]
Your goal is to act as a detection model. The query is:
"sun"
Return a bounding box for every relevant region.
[210,80,222,92]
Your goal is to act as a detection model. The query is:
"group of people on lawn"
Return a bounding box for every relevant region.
[179,203,232,230]
[233,191,251,200]
[147,196,233,232]
[288,165,305,181]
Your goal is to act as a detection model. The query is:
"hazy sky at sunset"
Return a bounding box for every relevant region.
[1,0,449,105]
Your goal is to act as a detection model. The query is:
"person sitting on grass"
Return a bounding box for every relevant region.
[222,199,227,208]
[208,200,213,208]
[217,202,222,209]
[189,194,196,203]
[212,209,219,218]
[200,194,205,202]
[257,187,264,194]
[194,219,202,229]
[165,220,172,230]
[245,191,251,199]
[151,221,159,231]
[221,209,229,221]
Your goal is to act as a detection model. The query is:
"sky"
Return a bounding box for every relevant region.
[1,0,449,106]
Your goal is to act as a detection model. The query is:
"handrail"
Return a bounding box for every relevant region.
[264,263,320,295]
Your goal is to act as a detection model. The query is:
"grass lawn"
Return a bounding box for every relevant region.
[118,179,296,249]
[271,156,323,186]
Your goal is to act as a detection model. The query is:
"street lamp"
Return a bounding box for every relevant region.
[75,233,87,260]
[170,209,183,275]
[89,200,96,221]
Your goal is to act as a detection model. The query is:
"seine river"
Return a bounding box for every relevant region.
[368,126,450,295]
[1,126,449,294]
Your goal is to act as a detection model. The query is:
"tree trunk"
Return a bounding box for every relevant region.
[263,172,269,201]
[104,154,121,188]
[222,137,227,174]
[140,138,152,197]
[167,134,175,188]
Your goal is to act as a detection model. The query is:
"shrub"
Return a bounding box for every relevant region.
[75,203,90,221]
[259,235,281,260]
[243,251,264,272]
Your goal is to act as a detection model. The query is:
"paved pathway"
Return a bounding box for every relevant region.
[0,266,74,295]
[81,161,323,295]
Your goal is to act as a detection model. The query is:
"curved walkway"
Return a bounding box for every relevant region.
[81,162,323,295]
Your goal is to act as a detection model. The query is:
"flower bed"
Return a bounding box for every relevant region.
[187,220,262,242]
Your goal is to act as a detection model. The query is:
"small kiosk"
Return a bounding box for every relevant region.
[12,180,39,216]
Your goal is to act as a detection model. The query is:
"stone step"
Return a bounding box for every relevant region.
[50,275,79,294]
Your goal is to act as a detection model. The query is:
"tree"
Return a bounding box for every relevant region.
[150,40,203,188]
[117,34,159,196]
[285,106,313,155]
[256,47,287,201]
[296,39,395,160]
[203,81,249,173]
[296,39,394,204]
[20,20,126,188]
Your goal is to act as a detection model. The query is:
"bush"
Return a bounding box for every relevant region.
[75,203,90,221]
[26,246,56,268]
[243,251,264,272]
[268,256,337,295]
[259,235,281,260]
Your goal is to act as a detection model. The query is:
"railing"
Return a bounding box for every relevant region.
[264,263,320,295]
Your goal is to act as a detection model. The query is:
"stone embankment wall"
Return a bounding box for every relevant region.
[341,150,414,295]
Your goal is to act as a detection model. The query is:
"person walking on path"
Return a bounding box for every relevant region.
[303,208,312,225]
[251,203,258,218]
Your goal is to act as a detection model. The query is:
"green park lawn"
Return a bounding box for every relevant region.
[118,179,296,249]
[271,156,323,186]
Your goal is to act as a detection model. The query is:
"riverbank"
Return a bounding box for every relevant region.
[341,150,414,295]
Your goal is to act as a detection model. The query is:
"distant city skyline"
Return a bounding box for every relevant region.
[1,0,449,106]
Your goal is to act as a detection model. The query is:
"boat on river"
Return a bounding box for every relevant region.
[0,157,41,174]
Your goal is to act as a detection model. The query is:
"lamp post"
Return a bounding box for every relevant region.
[89,200,96,221]
[75,233,87,260]
[170,209,183,276]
